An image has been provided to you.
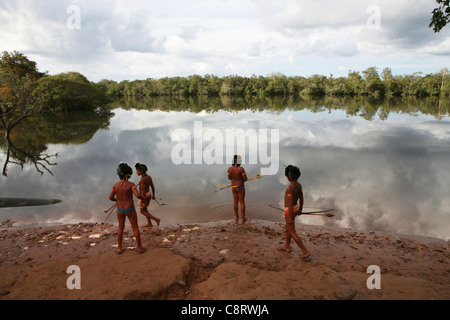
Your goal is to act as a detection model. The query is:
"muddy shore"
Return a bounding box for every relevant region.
[0,219,448,300]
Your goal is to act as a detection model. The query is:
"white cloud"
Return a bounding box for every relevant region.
[0,0,448,81]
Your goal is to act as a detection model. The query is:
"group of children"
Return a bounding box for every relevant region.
[108,162,159,254]
[108,157,311,261]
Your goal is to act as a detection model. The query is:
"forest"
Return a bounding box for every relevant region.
[99,67,450,99]
[1,51,449,176]
[1,50,450,116]
[0,51,109,114]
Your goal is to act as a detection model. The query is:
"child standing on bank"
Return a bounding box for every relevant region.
[279,165,311,261]
[227,155,248,224]
[135,163,161,227]
[109,162,147,254]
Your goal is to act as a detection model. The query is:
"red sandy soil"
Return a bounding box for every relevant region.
[0,219,448,300]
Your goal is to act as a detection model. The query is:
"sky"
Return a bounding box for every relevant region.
[0,0,449,82]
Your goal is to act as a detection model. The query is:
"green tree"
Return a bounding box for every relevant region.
[421,73,441,96]
[188,74,204,96]
[0,71,58,176]
[286,76,303,95]
[381,68,393,97]
[323,74,348,96]
[204,74,223,96]
[0,51,44,80]
[1,51,48,144]
[245,75,268,96]
[439,68,449,96]
[220,75,247,96]
[33,72,109,112]
[302,74,326,97]
[171,77,190,96]
[266,73,288,96]
[0,51,111,176]
[402,72,423,96]
[346,71,364,96]
[1,73,42,140]
[362,67,384,97]
[430,0,450,32]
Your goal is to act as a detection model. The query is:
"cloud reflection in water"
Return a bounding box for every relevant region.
[1,108,449,240]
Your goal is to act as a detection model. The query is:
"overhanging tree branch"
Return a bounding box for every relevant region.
[430,0,450,33]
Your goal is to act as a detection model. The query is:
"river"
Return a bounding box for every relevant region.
[1,97,449,240]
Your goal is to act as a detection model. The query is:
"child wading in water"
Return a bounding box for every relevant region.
[135,163,160,227]
[279,165,311,261]
[227,155,248,224]
[109,163,147,254]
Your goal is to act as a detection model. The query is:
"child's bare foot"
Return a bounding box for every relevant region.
[241,218,247,224]
[115,248,125,254]
[137,248,147,254]
[301,252,311,262]
[155,218,161,226]
[277,246,291,253]
[143,223,153,228]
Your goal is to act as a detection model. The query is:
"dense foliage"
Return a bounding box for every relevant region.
[34,72,109,112]
[0,51,109,117]
[430,0,450,32]
[99,67,450,100]
[1,51,449,176]
[0,51,110,176]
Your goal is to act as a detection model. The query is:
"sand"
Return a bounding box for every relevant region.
[0,219,448,300]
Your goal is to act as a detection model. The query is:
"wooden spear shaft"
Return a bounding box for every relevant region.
[268,204,335,217]
[215,174,265,192]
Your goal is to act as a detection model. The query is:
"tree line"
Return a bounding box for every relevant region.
[1,51,449,175]
[99,67,450,99]
[1,51,109,115]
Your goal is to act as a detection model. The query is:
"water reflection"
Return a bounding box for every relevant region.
[112,95,450,120]
[0,98,449,241]
[0,108,113,176]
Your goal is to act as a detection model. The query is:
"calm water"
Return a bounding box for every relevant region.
[1,99,449,240]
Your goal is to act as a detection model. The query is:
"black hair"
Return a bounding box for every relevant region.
[285,165,301,181]
[117,162,133,180]
[233,154,242,167]
[135,163,148,173]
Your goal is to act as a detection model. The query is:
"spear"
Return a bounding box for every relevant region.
[102,201,167,224]
[104,201,167,213]
[215,174,265,192]
[267,204,335,217]
[103,203,116,224]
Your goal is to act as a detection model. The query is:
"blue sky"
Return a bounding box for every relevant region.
[1,0,449,82]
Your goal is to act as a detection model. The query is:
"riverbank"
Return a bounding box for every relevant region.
[0,219,448,300]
